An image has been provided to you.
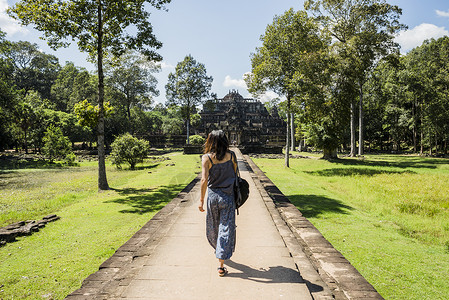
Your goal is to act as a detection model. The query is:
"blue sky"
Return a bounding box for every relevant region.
[1,0,449,104]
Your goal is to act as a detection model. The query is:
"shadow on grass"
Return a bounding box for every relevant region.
[107,184,186,214]
[306,167,415,177]
[288,194,353,218]
[328,156,447,170]
[0,158,68,170]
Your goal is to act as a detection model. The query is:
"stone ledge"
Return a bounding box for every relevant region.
[245,156,383,300]
[65,174,201,299]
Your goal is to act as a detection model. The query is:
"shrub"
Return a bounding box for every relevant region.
[110,133,149,169]
[42,125,73,162]
[64,152,77,166]
[189,135,205,145]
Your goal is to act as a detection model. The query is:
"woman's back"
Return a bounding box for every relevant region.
[206,152,235,194]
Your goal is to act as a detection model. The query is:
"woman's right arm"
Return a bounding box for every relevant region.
[199,154,209,212]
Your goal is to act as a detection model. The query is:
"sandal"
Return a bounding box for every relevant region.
[217,267,228,277]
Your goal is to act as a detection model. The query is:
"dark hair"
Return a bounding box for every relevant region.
[204,130,229,160]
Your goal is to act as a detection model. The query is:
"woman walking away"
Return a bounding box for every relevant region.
[198,130,237,277]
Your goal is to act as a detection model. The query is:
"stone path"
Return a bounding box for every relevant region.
[67,149,381,300]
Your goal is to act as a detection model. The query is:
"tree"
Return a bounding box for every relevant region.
[51,62,94,112]
[110,133,149,170]
[165,55,213,144]
[74,99,113,129]
[246,9,323,166]
[0,31,18,150]
[15,99,38,154]
[42,124,73,162]
[305,0,405,156]
[1,40,60,100]
[106,51,160,123]
[131,108,164,136]
[9,0,171,190]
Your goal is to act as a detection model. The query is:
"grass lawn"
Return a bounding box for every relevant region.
[0,152,201,299]
[253,153,449,300]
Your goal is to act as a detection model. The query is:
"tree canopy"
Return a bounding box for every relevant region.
[246,8,324,165]
[165,55,212,144]
[9,0,171,190]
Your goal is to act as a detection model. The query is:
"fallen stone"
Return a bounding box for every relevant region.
[0,230,17,242]
[43,214,57,220]
[0,215,60,245]
[4,221,25,230]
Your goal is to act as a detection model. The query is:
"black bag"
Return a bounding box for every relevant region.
[232,152,249,213]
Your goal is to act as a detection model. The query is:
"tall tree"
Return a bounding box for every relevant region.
[9,0,171,190]
[246,8,323,167]
[165,55,213,144]
[51,62,80,111]
[1,40,60,100]
[305,0,405,156]
[106,51,160,123]
[0,30,18,150]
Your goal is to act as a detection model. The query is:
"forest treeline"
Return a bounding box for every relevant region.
[2,7,449,158]
[0,30,193,153]
[247,3,449,163]
[362,36,449,155]
[286,35,449,156]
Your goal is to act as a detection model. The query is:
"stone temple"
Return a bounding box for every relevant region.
[199,90,286,153]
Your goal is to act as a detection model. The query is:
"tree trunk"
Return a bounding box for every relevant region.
[358,84,364,156]
[97,1,109,191]
[186,116,190,145]
[285,96,290,167]
[323,147,338,159]
[412,98,417,153]
[420,107,424,155]
[290,112,295,151]
[24,128,28,154]
[350,100,356,157]
[444,137,447,155]
[186,103,190,145]
[435,134,438,155]
[420,130,424,155]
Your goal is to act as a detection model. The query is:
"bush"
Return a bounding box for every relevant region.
[189,135,205,145]
[110,133,149,169]
[42,125,73,162]
[64,152,77,166]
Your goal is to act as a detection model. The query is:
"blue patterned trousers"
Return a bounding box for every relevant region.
[206,187,236,260]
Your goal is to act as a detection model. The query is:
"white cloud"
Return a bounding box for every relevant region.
[0,0,27,35]
[395,23,449,52]
[436,9,449,18]
[249,90,285,103]
[157,61,175,69]
[258,91,280,103]
[223,75,247,89]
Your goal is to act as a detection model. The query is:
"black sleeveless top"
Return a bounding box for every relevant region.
[207,152,236,195]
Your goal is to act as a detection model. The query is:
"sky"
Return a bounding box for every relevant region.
[1,0,449,105]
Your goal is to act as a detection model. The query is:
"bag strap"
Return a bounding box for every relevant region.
[207,154,214,165]
[231,151,241,215]
[231,151,240,178]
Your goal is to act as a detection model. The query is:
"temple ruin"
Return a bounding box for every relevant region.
[199,90,286,153]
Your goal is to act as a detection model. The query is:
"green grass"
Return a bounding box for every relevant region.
[253,153,449,300]
[0,152,201,299]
